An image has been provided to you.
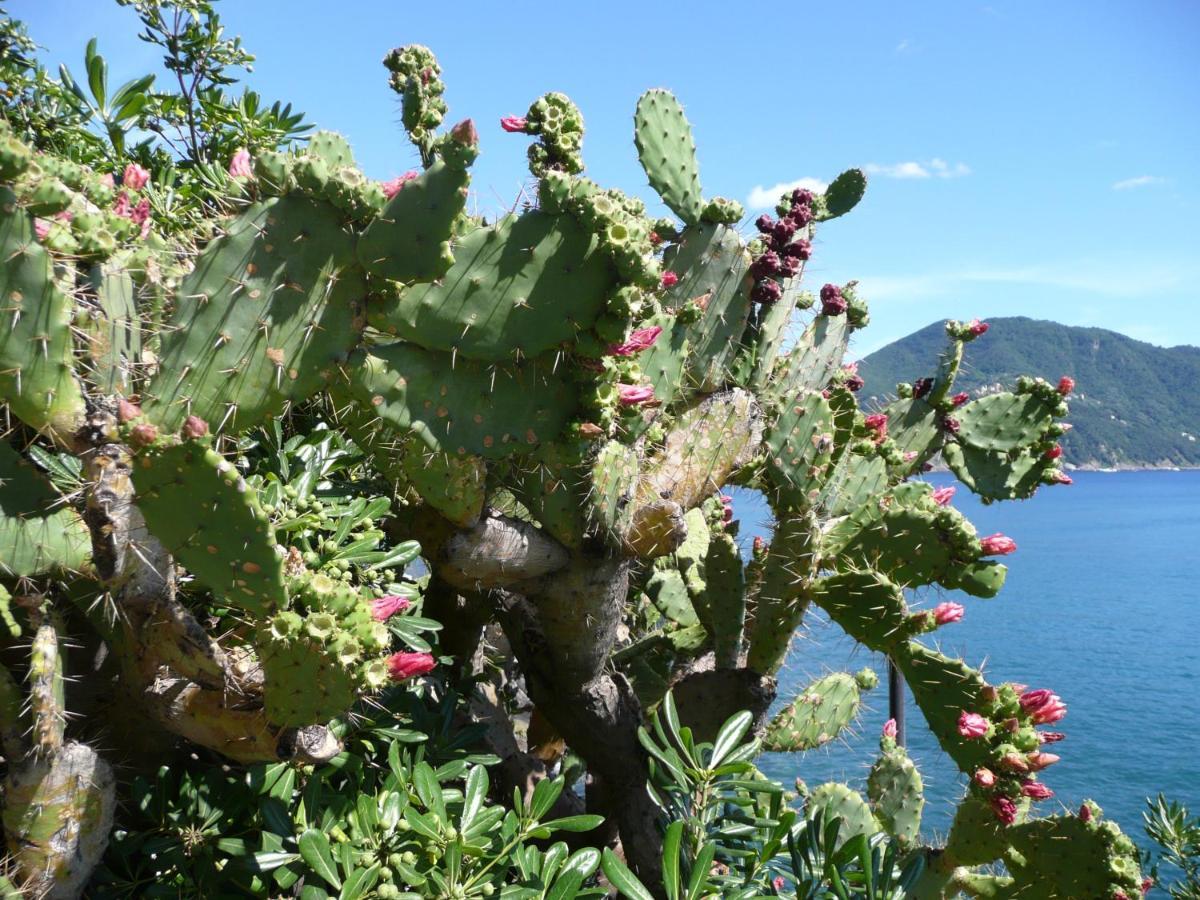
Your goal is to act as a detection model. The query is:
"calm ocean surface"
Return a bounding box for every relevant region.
[734,471,1200,852]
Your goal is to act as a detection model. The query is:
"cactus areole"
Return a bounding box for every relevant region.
[0,42,1142,899]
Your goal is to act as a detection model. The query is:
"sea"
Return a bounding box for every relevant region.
[733,471,1199,872]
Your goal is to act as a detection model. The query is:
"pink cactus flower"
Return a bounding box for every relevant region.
[973,767,996,788]
[112,192,132,218]
[500,115,528,133]
[772,876,785,892]
[720,494,734,524]
[660,270,680,289]
[1038,731,1066,744]
[991,795,1018,825]
[1141,878,1154,896]
[607,325,663,357]
[387,651,436,681]
[1000,751,1030,773]
[752,535,766,555]
[1057,376,1075,396]
[371,594,411,622]
[1044,444,1063,460]
[381,171,419,199]
[617,384,656,406]
[863,413,888,442]
[99,172,115,188]
[34,218,51,240]
[1079,802,1092,822]
[1052,471,1074,485]
[129,197,151,226]
[1020,689,1067,724]
[969,319,989,336]
[123,162,150,190]
[932,486,956,506]
[1021,780,1054,800]
[1025,752,1061,771]
[980,533,1017,556]
[228,148,253,178]
[934,602,965,625]
[951,391,970,407]
[882,718,898,739]
[957,711,990,739]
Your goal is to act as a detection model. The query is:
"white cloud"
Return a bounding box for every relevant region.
[895,38,912,53]
[864,159,971,180]
[1112,175,1166,190]
[746,177,828,210]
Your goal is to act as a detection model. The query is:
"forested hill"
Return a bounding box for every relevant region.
[857,317,1200,468]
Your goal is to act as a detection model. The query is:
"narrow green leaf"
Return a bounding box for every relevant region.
[709,710,753,769]
[600,848,655,900]
[298,829,342,889]
[662,820,683,900]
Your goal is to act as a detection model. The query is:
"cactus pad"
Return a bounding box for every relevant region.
[0,442,91,577]
[143,195,366,433]
[763,672,868,752]
[132,438,285,615]
[634,90,703,225]
[806,783,881,850]
[955,391,1057,452]
[764,390,836,509]
[818,168,867,221]
[868,741,924,847]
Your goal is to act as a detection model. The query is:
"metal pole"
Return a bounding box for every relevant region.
[888,658,906,748]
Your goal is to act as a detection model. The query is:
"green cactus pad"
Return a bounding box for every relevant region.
[868,743,924,847]
[820,451,889,518]
[766,313,850,404]
[806,783,881,850]
[635,310,689,408]
[763,672,867,752]
[634,89,704,225]
[0,187,85,444]
[590,440,639,538]
[259,631,359,728]
[132,440,285,615]
[955,391,1057,452]
[371,211,612,361]
[894,643,991,773]
[339,343,575,459]
[697,530,746,668]
[1000,808,1144,900]
[647,568,700,628]
[744,513,817,673]
[663,223,752,392]
[835,505,978,589]
[84,260,141,396]
[307,131,356,169]
[881,396,942,468]
[818,168,867,221]
[508,443,589,549]
[357,158,471,285]
[747,281,804,392]
[0,442,91,577]
[764,390,836,509]
[399,433,487,527]
[942,441,1047,502]
[810,570,908,655]
[143,194,366,433]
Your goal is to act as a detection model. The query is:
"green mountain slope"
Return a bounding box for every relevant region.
[857,317,1200,468]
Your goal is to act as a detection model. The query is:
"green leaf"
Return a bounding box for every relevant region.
[412,762,447,820]
[600,848,655,900]
[662,820,683,900]
[539,814,604,833]
[545,870,585,900]
[298,829,342,889]
[85,38,107,108]
[529,776,564,821]
[461,764,488,830]
[709,710,753,769]
[560,846,601,880]
[339,863,380,900]
[685,843,716,900]
[251,851,301,871]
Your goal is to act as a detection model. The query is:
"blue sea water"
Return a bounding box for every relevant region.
[732,471,1200,855]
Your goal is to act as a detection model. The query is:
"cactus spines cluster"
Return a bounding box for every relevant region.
[0,43,1139,897]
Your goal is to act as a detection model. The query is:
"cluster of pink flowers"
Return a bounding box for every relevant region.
[387,651,436,681]
[109,163,153,238]
[1020,688,1067,724]
[123,163,150,190]
[381,171,419,200]
[607,326,662,357]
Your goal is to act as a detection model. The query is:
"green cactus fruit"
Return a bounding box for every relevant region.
[942,441,1048,502]
[142,194,366,434]
[0,585,18,639]
[131,439,285,615]
[868,740,924,847]
[661,223,752,392]
[947,560,1007,598]
[634,89,704,225]
[700,196,744,225]
[25,176,73,217]
[0,187,86,444]
[764,390,836,509]
[370,211,612,361]
[3,742,116,899]
[398,433,487,527]
[0,129,33,181]
[817,168,867,221]
[0,442,91,577]
[84,259,140,396]
[806,783,882,850]
[383,44,447,144]
[339,343,575,459]
[525,92,585,177]
[955,391,1058,453]
[357,158,471,285]
[763,672,868,752]
[696,530,746,668]
[590,440,639,538]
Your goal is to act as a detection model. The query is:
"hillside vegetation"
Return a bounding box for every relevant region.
[858,317,1200,468]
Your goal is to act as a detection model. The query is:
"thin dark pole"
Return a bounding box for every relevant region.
[888,658,906,748]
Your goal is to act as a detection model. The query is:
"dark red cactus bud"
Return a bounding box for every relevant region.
[129,423,158,447]
[751,279,782,304]
[951,391,970,407]
[182,415,210,439]
[771,218,797,244]
[450,118,479,146]
[1079,802,1092,822]
[912,377,933,399]
[822,294,848,316]
[790,187,815,207]
[1038,731,1066,743]
[786,204,813,228]
[754,214,775,234]
[1057,375,1075,396]
[752,535,766,556]
[778,254,802,277]
[1021,780,1054,800]
[1044,444,1063,460]
[781,239,812,261]
[845,374,865,392]
[941,415,961,434]
[117,398,143,423]
[750,251,782,278]
[991,796,1018,825]
[660,270,679,289]
[649,231,661,245]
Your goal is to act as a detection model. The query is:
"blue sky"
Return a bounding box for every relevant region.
[16,0,1200,356]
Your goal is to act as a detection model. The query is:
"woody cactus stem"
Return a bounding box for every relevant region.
[0,47,1140,897]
